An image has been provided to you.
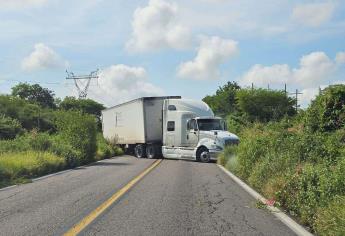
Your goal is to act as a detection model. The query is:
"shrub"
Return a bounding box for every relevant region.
[315,196,345,236]
[0,136,31,154]
[59,97,105,130]
[278,160,345,227]
[49,135,82,168]
[27,131,52,151]
[0,115,23,140]
[54,111,97,164]
[226,114,247,134]
[221,122,345,231]
[305,84,345,132]
[96,133,123,160]
[218,146,238,169]
[0,95,55,132]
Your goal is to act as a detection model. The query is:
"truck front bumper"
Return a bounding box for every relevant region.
[208,149,222,161]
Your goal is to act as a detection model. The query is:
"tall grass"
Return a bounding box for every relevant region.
[218,123,345,234]
[96,133,123,160]
[0,131,123,188]
[0,151,65,188]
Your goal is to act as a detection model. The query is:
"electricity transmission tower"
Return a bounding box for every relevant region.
[66,69,99,99]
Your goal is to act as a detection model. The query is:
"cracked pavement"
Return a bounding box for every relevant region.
[82,158,296,236]
[0,156,296,236]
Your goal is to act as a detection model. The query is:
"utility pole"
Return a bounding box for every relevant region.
[66,69,99,99]
[289,89,303,112]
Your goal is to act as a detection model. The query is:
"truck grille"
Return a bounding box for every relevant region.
[224,139,239,146]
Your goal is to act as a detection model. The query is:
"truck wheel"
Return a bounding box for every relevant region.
[146,145,156,159]
[134,144,146,158]
[197,147,210,163]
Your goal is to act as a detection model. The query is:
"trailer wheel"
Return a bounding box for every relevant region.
[134,144,146,158]
[146,145,156,159]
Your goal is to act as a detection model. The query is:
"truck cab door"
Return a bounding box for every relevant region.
[187,119,198,147]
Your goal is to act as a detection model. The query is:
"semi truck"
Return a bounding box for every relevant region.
[101,96,239,163]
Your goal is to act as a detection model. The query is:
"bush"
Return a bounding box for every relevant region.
[226,114,247,134]
[305,84,345,132]
[59,97,105,130]
[0,136,31,154]
[0,95,55,132]
[27,131,52,151]
[315,196,345,236]
[221,122,345,232]
[0,115,23,140]
[278,160,345,227]
[49,135,82,168]
[217,146,238,173]
[54,111,97,164]
[96,133,123,160]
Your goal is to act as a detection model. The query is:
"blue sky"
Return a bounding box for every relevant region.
[0,0,344,107]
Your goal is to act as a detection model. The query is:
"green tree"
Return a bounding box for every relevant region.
[203,81,241,115]
[304,84,345,132]
[0,95,55,132]
[236,88,296,122]
[59,97,105,128]
[11,83,56,109]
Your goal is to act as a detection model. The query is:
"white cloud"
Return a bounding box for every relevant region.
[126,0,191,52]
[239,51,345,105]
[240,51,339,88]
[88,64,164,106]
[21,43,69,71]
[0,0,48,10]
[336,52,345,64]
[299,87,319,107]
[291,3,335,27]
[177,36,238,80]
[241,64,291,86]
[293,52,335,87]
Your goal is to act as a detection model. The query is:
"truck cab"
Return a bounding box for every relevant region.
[162,99,239,162]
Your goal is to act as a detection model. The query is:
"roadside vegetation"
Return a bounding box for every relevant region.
[207,82,345,235]
[0,83,122,188]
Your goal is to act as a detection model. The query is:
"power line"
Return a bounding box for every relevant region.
[0,78,69,85]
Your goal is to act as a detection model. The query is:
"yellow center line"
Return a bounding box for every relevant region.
[63,159,163,236]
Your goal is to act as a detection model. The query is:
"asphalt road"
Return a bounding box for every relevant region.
[0,155,296,236]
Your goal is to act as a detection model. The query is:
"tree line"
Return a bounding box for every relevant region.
[0,83,105,139]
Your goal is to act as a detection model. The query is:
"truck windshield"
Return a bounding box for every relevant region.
[197,119,225,131]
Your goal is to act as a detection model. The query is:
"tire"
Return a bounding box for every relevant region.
[197,147,210,163]
[146,145,156,159]
[134,144,146,158]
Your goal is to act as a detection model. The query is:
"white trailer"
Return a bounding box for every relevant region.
[102,96,239,162]
[102,96,181,158]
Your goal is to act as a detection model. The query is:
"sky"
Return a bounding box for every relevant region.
[0,0,344,107]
